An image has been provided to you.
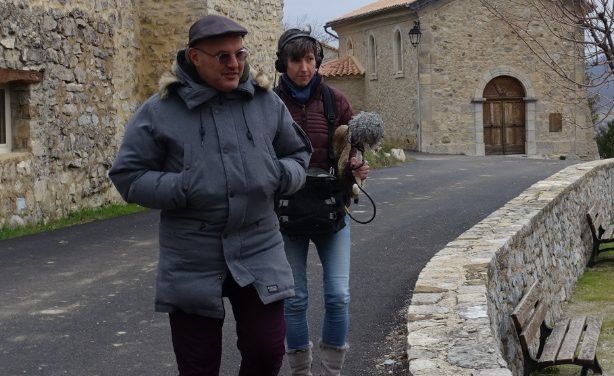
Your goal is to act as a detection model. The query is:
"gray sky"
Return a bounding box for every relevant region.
[283,0,374,29]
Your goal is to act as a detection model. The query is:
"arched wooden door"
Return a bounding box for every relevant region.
[483,76,526,155]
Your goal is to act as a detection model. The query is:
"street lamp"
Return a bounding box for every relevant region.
[408,19,422,151]
[408,20,421,47]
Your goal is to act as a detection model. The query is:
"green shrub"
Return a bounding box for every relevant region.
[363,137,412,169]
[596,120,614,158]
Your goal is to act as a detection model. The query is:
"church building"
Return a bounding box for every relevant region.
[321,0,598,158]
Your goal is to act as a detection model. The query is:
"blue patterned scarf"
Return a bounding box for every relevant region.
[281,73,322,104]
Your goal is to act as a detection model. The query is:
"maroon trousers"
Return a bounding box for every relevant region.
[168,278,286,376]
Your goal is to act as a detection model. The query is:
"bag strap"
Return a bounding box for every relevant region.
[321,84,337,173]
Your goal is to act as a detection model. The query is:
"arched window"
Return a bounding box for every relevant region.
[393,28,404,77]
[347,38,354,56]
[0,87,11,154]
[368,34,377,80]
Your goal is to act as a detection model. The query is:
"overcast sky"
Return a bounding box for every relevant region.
[283,0,374,29]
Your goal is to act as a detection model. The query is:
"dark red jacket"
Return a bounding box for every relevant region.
[276,80,353,171]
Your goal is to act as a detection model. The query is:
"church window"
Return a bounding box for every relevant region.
[347,38,354,56]
[0,87,10,154]
[368,34,377,80]
[393,28,404,77]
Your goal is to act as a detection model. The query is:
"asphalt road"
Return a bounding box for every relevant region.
[0,153,578,376]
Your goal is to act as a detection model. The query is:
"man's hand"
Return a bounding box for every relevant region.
[350,157,370,180]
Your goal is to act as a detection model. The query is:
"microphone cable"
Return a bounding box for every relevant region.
[345,183,377,224]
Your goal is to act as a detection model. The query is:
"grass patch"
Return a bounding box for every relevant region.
[0,203,146,240]
[365,137,413,169]
[533,249,614,376]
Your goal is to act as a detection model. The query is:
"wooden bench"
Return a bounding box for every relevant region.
[511,281,603,376]
[586,205,614,266]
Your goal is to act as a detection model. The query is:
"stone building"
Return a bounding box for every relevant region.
[0,0,283,228]
[321,0,599,158]
[321,42,338,63]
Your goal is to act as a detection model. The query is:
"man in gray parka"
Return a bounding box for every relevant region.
[109,15,312,376]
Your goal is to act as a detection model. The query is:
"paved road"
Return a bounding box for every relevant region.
[0,153,577,376]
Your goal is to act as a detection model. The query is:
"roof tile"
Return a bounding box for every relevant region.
[319,55,365,77]
[329,0,416,24]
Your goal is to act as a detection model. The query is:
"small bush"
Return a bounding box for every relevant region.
[596,120,614,158]
[364,137,411,169]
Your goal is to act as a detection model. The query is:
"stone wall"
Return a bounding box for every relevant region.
[135,1,206,102]
[406,158,614,375]
[0,1,132,227]
[325,76,367,114]
[134,0,283,101]
[207,0,282,79]
[0,0,283,228]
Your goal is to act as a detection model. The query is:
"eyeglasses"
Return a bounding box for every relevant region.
[191,47,249,65]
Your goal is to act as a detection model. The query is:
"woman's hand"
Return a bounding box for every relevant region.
[350,157,370,180]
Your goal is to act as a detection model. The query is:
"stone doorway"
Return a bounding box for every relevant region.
[483,76,526,155]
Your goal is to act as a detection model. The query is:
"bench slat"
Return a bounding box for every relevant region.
[519,300,548,355]
[512,281,540,332]
[577,316,602,364]
[538,318,569,366]
[557,316,586,363]
[602,225,614,241]
[587,206,601,237]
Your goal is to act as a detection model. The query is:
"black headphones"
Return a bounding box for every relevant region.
[274,31,324,73]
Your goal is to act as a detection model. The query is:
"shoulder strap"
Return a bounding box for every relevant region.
[321,84,337,172]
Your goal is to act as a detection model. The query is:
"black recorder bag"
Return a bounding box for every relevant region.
[276,168,346,236]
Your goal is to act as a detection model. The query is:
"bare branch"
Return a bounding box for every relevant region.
[284,14,336,45]
[480,0,614,125]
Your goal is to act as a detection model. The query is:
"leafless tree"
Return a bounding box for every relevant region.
[284,14,336,46]
[479,0,614,125]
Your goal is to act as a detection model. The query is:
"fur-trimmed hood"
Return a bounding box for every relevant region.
[158,49,272,104]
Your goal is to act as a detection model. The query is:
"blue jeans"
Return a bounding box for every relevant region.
[283,216,351,350]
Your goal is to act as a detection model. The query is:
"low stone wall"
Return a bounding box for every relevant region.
[406,159,614,376]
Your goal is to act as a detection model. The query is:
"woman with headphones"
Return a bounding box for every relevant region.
[274,28,370,376]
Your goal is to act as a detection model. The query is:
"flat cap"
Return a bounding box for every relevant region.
[188,15,248,46]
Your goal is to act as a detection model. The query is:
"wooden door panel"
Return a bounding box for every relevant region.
[484,101,503,154]
[504,101,525,153]
[484,100,525,155]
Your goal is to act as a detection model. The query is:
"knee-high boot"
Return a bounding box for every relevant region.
[319,342,349,376]
[287,342,313,376]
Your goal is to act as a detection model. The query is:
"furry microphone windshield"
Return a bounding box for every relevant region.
[348,111,384,150]
[347,111,384,202]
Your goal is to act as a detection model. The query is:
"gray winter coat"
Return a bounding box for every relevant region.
[109,51,312,318]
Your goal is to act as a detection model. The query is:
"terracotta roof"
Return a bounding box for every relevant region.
[319,55,365,77]
[327,0,417,25]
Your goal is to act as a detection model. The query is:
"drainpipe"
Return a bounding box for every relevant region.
[324,25,338,41]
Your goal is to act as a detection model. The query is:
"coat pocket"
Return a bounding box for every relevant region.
[244,134,281,196]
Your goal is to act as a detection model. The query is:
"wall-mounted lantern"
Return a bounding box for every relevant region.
[408,20,421,48]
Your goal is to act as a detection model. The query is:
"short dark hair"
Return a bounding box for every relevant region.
[278,27,318,61]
